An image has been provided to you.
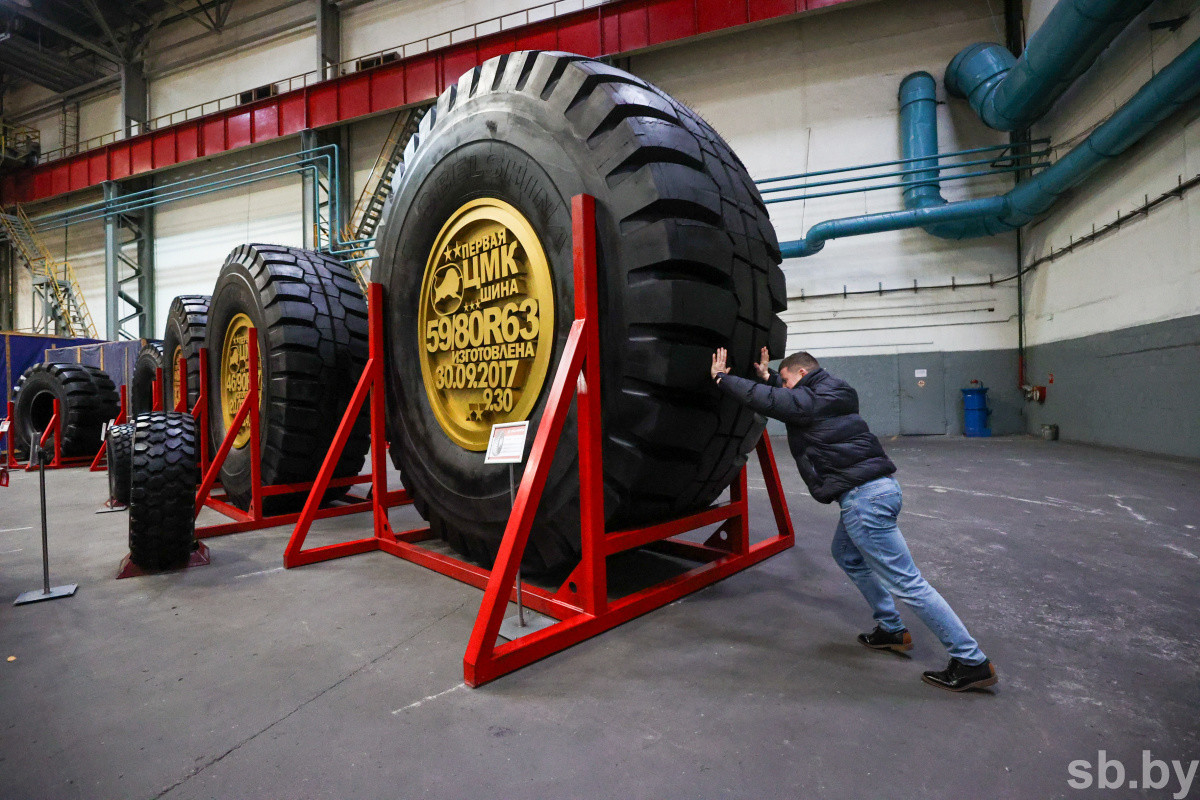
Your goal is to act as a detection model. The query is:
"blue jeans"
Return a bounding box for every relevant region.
[832,476,987,665]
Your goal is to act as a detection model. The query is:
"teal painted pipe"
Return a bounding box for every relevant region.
[780,34,1200,258]
[945,0,1155,131]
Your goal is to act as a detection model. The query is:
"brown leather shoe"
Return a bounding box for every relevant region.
[922,658,998,692]
[857,626,913,653]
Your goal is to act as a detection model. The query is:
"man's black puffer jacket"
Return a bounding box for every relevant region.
[717,367,895,503]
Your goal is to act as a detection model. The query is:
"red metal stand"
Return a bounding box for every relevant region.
[2,401,16,472]
[285,194,796,687]
[89,385,129,472]
[0,397,93,471]
[189,322,385,538]
[153,366,164,412]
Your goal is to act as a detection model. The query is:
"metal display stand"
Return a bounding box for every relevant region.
[14,444,78,605]
[285,195,797,687]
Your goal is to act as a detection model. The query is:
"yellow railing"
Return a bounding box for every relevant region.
[0,206,98,339]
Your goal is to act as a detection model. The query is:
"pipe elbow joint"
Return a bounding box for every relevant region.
[945,42,1017,130]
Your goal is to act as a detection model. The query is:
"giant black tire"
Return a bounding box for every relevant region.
[107,421,134,505]
[162,295,210,412]
[375,51,787,573]
[130,341,164,416]
[128,412,198,571]
[204,244,370,513]
[10,362,115,458]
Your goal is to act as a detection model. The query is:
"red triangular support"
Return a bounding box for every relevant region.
[284,194,796,688]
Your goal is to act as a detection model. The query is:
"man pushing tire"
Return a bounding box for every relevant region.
[712,346,998,693]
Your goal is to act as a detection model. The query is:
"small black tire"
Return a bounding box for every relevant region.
[204,244,370,513]
[130,341,164,416]
[127,412,198,571]
[375,51,786,572]
[107,421,134,505]
[10,362,111,458]
[162,296,210,413]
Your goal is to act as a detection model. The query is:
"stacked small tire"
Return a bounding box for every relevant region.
[126,412,200,570]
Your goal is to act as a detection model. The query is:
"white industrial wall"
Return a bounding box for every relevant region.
[1022,0,1200,349]
[1018,0,1200,456]
[629,0,1017,361]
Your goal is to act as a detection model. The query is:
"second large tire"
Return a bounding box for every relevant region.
[204,244,370,512]
[375,51,787,572]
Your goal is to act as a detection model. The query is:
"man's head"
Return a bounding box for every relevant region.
[778,351,819,389]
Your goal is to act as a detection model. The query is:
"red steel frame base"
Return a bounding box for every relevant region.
[286,194,796,687]
[188,294,406,540]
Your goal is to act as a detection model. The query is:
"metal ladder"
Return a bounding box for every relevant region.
[0,206,98,338]
[341,107,423,290]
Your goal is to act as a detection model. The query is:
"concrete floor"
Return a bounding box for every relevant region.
[0,436,1197,799]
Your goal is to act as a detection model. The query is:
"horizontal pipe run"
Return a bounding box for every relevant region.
[757,151,1050,194]
[763,163,1047,204]
[754,139,1049,184]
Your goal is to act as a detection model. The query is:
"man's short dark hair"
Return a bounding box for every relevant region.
[779,351,819,373]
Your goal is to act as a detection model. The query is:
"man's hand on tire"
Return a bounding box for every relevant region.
[754,346,771,381]
[712,348,731,382]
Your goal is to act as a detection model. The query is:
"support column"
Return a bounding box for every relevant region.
[104,182,119,337]
[0,244,13,330]
[103,179,155,340]
[121,61,148,137]
[317,0,341,80]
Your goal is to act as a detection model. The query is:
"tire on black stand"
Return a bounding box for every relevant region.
[374,51,787,573]
[127,411,198,570]
[204,244,370,514]
[10,362,115,458]
[107,421,134,505]
[130,341,164,415]
[162,296,210,413]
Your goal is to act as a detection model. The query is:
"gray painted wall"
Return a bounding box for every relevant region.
[763,348,1025,439]
[1024,313,1200,460]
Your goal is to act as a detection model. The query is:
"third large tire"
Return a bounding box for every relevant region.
[204,244,370,512]
[375,51,787,573]
[162,295,209,412]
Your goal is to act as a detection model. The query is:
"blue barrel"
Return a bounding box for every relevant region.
[961,386,991,437]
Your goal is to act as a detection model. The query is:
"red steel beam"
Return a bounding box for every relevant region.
[2,0,864,206]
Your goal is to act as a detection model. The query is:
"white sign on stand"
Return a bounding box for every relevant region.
[484,421,529,464]
[485,419,554,640]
